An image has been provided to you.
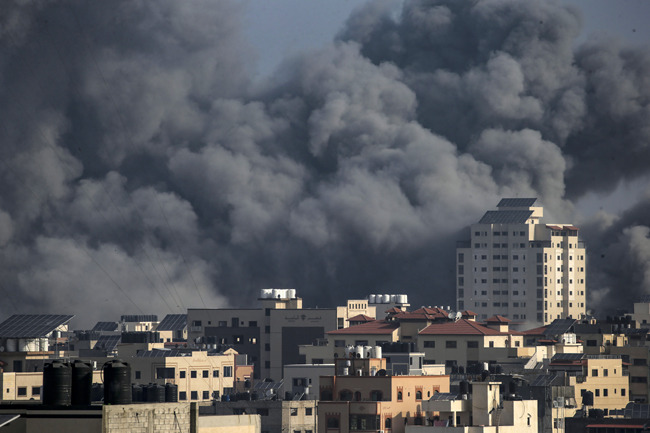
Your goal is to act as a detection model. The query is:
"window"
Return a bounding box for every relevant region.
[397,391,403,401]
[306,407,313,416]
[489,341,494,348]
[179,391,187,400]
[191,391,198,400]
[595,389,600,397]
[191,370,197,378]
[32,386,41,396]
[467,341,479,348]
[446,341,457,348]
[249,321,257,327]
[203,391,210,399]
[135,371,141,380]
[265,325,270,334]
[603,369,608,377]
[180,371,186,379]
[156,367,175,379]
[603,389,608,397]
[423,341,435,348]
[622,389,626,396]
[327,417,340,428]
[224,366,233,377]
[218,320,227,327]
[592,369,598,377]
[213,369,219,377]
[202,370,209,378]
[334,340,346,347]
[458,253,465,262]
[385,418,392,429]
[17,387,27,396]
[291,408,298,416]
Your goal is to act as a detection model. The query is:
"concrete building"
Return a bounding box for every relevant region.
[200,399,316,433]
[188,290,341,381]
[0,401,260,433]
[283,363,334,399]
[318,357,450,433]
[456,198,587,324]
[406,381,538,433]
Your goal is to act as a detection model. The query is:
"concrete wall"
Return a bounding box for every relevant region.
[199,414,261,433]
[102,402,198,433]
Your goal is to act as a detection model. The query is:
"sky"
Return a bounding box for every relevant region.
[1,0,650,328]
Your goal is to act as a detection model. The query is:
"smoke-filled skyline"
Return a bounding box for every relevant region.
[1,0,649,327]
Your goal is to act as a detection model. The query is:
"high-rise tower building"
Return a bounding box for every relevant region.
[456,198,586,325]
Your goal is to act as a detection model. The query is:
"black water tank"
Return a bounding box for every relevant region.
[43,360,72,405]
[91,383,104,402]
[459,381,469,395]
[146,383,165,402]
[582,390,594,406]
[132,384,144,402]
[481,370,490,381]
[71,360,93,406]
[103,359,132,404]
[508,380,517,395]
[165,383,178,402]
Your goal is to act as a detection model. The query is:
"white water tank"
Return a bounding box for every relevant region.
[382,294,390,303]
[342,367,349,376]
[272,289,280,299]
[399,294,408,304]
[288,289,297,299]
[39,338,48,351]
[356,345,365,358]
[374,346,382,360]
[371,367,377,376]
[6,339,16,352]
[345,346,354,358]
[368,294,376,303]
[365,346,373,358]
[357,369,363,376]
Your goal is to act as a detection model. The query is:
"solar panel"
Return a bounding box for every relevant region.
[429,392,458,401]
[92,321,118,332]
[531,373,558,387]
[121,315,158,322]
[552,353,583,361]
[479,210,533,224]
[497,198,537,208]
[94,335,121,352]
[156,314,187,331]
[137,349,189,357]
[544,318,577,337]
[0,314,74,338]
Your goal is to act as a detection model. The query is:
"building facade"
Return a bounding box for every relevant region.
[456,198,587,324]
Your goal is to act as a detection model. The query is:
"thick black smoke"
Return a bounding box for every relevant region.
[1,0,649,326]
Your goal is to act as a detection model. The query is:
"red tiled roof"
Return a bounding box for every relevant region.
[385,307,403,314]
[327,320,399,335]
[485,315,511,323]
[564,226,579,231]
[461,310,478,316]
[546,225,563,230]
[347,314,374,322]
[418,319,511,336]
[522,325,547,335]
[394,307,448,321]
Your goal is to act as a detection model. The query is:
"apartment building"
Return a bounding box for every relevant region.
[406,381,538,433]
[456,198,587,324]
[318,357,450,433]
[129,348,238,402]
[187,289,340,381]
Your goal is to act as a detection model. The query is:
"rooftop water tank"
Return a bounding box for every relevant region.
[368,294,376,303]
[43,360,71,406]
[71,360,93,406]
[103,359,132,405]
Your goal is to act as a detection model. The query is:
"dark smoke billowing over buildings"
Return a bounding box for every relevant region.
[1,0,649,325]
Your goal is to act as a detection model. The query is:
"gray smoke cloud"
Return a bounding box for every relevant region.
[1,0,649,326]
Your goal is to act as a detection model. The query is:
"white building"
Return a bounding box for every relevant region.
[456,198,586,325]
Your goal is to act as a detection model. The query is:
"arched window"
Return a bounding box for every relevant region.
[415,390,423,400]
[397,391,403,401]
[354,391,362,401]
[327,417,340,428]
[339,390,353,401]
[385,418,392,429]
[371,390,383,401]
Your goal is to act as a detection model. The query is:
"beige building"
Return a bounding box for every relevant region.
[456,198,587,324]
[318,360,450,433]
[406,381,538,433]
[129,348,238,402]
[336,299,376,329]
[200,399,316,433]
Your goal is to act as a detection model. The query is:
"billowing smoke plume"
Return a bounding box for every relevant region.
[1,0,649,326]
